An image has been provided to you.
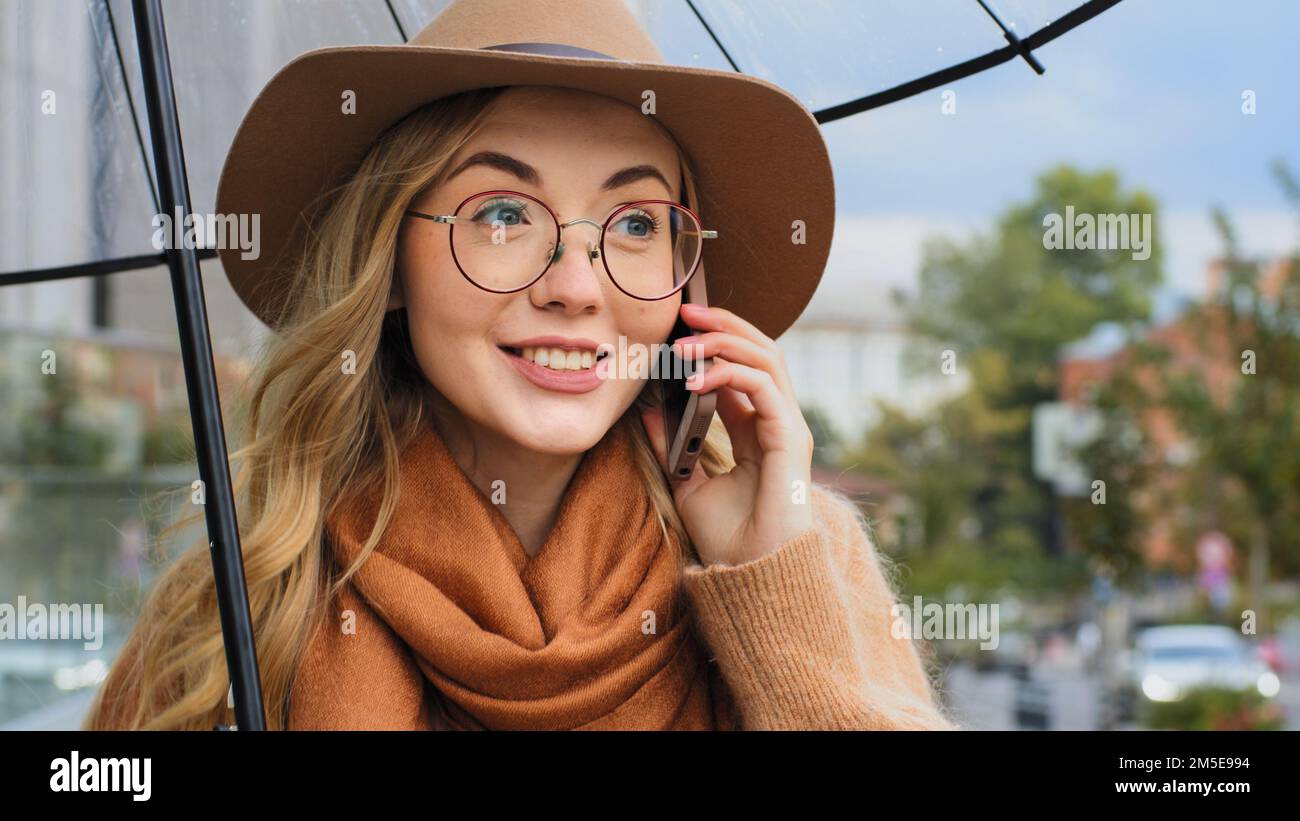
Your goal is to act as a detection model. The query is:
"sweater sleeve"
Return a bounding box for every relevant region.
[680,486,957,730]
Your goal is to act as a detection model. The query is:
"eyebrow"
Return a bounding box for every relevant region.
[445,150,676,196]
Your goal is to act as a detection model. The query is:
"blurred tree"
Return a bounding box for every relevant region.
[850,166,1163,594]
[909,165,1163,383]
[1146,161,1300,585]
[14,363,112,468]
[1062,365,1155,584]
[1059,161,1300,611]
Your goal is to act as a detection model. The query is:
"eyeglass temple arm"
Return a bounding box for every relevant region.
[405,209,456,223]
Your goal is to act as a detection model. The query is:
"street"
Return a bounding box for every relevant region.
[943,662,1300,730]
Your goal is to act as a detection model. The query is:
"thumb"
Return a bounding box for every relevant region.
[640,406,670,474]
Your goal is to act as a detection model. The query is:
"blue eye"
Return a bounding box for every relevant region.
[471,197,528,226]
[613,210,661,238]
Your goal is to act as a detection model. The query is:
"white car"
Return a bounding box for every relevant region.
[1131,625,1280,705]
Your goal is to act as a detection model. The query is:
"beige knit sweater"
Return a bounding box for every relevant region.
[679,486,958,730]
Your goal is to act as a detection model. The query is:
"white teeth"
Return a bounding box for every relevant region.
[520,346,598,371]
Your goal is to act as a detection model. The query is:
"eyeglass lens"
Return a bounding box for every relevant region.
[449,192,703,299]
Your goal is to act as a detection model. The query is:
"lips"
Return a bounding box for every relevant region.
[500,335,602,352]
[496,338,609,394]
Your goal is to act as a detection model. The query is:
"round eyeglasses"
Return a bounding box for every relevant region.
[404,190,717,301]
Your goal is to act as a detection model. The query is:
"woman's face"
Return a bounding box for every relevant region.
[395,87,684,455]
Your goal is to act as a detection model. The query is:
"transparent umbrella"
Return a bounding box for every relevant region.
[0,0,1125,730]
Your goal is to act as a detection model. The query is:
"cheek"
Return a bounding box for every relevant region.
[622,299,680,346]
[399,232,471,326]
[398,237,492,376]
[397,231,449,306]
[403,296,506,420]
[603,301,680,406]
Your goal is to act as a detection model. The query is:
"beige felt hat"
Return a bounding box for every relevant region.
[215,0,835,339]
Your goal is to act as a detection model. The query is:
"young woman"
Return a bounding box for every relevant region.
[85,0,954,731]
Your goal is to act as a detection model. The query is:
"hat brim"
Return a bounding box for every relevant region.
[215,45,835,339]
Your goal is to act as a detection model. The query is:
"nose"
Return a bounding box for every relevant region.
[528,219,605,315]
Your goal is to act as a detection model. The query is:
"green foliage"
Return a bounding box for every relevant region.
[141,416,195,465]
[1100,161,1300,580]
[1143,687,1284,731]
[1063,366,1156,584]
[898,539,1092,602]
[14,368,112,468]
[909,164,1163,400]
[847,166,1162,596]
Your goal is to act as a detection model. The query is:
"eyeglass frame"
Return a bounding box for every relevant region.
[403,189,718,301]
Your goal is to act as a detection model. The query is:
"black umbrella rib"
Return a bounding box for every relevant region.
[0,249,216,286]
[383,0,409,42]
[814,43,1012,124]
[813,0,1124,124]
[1021,0,1125,52]
[684,0,742,73]
[975,0,1045,75]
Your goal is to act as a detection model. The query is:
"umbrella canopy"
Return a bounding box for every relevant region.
[1,0,1121,284]
[0,0,1124,730]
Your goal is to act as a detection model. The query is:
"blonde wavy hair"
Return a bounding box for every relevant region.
[83,86,737,730]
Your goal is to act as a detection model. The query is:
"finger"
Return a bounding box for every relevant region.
[688,358,791,428]
[713,385,760,464]
[673,332,793,397]
[680,303,779,355]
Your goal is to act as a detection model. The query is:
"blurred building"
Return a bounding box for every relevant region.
[1055,257,1294,568]
[780,281,970,450]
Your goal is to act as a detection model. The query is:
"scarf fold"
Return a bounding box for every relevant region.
[287,419,737,730]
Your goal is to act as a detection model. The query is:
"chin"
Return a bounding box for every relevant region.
[494,378,630,455]
[504,418,611,456]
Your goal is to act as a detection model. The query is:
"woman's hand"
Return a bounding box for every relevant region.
[641,303,815,567]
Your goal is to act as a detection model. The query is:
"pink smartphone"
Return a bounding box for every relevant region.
[661,266,716,480]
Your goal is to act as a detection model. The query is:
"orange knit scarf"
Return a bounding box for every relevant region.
[287,419,737,730]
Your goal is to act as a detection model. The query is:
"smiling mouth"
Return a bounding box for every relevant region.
[499,345,610,372]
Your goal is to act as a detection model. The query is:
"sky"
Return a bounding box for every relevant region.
[704,0,1300,329]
